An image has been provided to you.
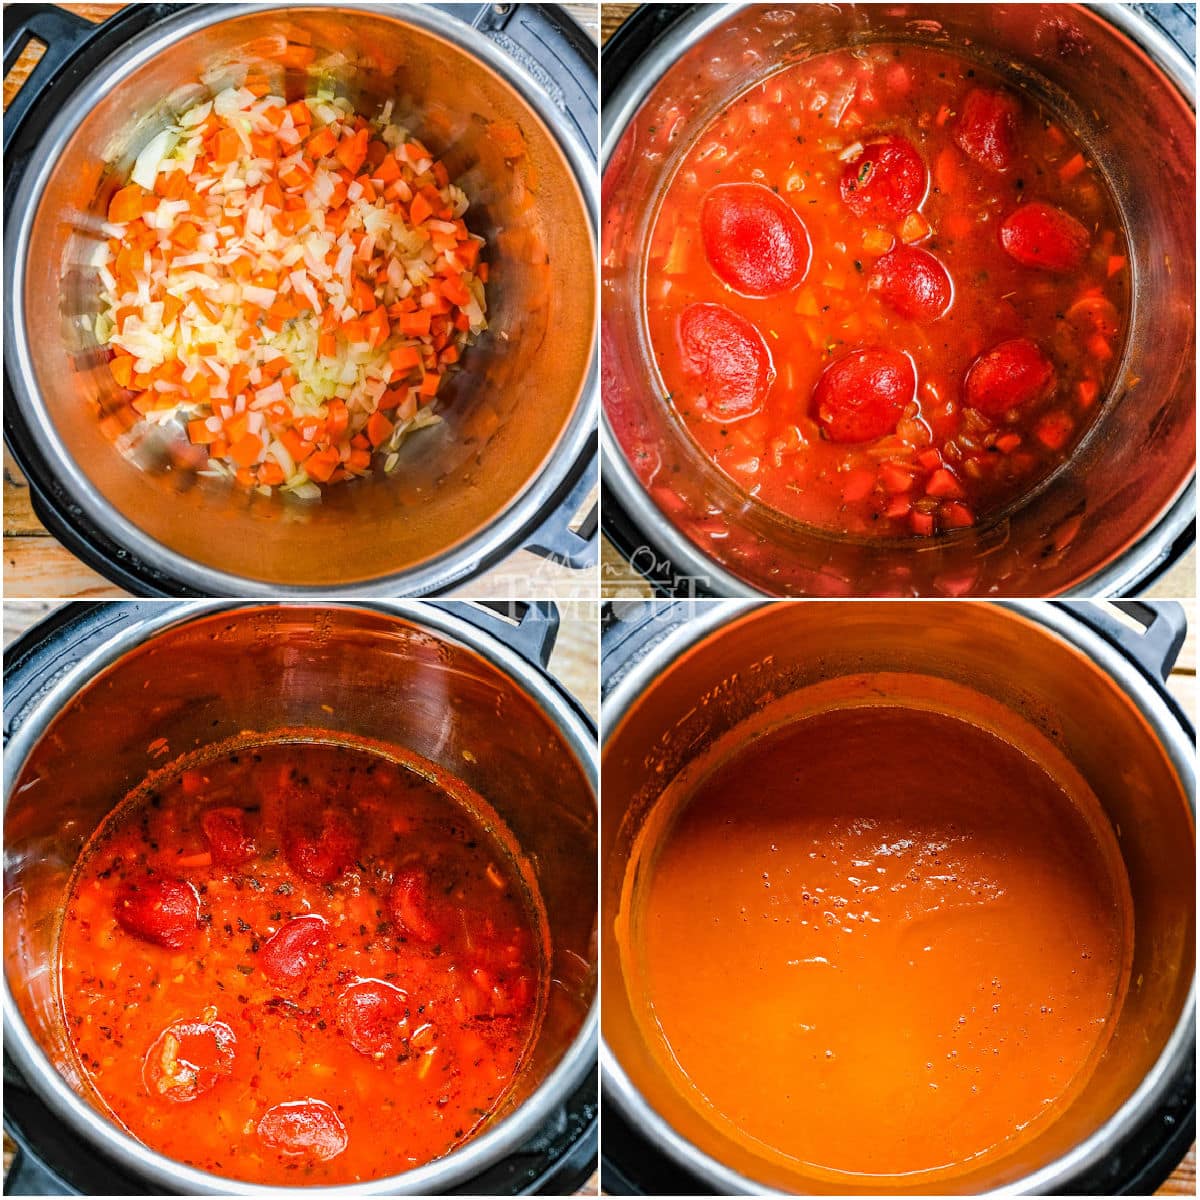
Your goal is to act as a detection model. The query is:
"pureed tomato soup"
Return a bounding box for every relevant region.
[642,44,1130,537]
[57,734,546,1185]
[618,683,1134,1186]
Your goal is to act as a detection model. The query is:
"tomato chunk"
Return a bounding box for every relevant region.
[839,136,927,222]
[868,245,952,321]
[200,806,255,867]
[260,913,330,983]
[388,867,447,944]
[954,88,1020,171]
[258,1100,348,1161]
[700,182,811,296]
[337,979,409,1056]
[1000,202,1089,272]
[143,1018,236,1102]
[114,877,199,949]
[964,338,1056,414]
[284,808,360,884]
[677,302,772,421]
[814,348,916,443]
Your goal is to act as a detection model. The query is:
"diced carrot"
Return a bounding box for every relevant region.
[934,146,958,195]
[941,503,975,529]
[305,446,340,482]
[173,222,200,250]
[926,468,964,499]
[409,191,433,226]
[899,212,930,244]
[373,154,401,184]
[285,101,311,127]
[188,419,218,445]
[335,128,369,174]
[250,133,278,159]
[279,429,314,463]
[879,463,912,494]
[1034,411,1074,451]
[346,447,371,471]
[934,103,952,128]
[258,460,285,486]
[279,42,317,68]
[910,510,935,537]
[343,319,368,344]
[229,432,263,467]
[1106,255,1127,278]
[325,399,349,441]
[389,345,421,372]
[489,121,526,159]
[353,277,377,312]
[175,852,213,869]
[366,411,393,447]
[213,129,241,165]
[419,373,440,398]
[306,126,338,159]
[917,449,942,471]
[107,185,145,224]
[1077,379,1100,409]
[1058,152,1086,182]
[318,331,337,357]
[109,355,134,389]
[995,433,1022,454]
[399,311,432,337]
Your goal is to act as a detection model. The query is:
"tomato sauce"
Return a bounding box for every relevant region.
[643,44,1130,537]
[58,735,546,1185]
[620,701,1133,1184]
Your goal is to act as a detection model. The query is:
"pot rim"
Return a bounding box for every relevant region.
[598,0,1197,599]
[2,599,599,1195]
[599,598,1196,1195]
[3,1,598,597]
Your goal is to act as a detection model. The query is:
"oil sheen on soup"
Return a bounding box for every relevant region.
[643,44,1129,538]
[58,736,546,1185]
[620,701,1133,1184]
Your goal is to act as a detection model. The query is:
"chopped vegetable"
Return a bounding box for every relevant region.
[96,85,488,497]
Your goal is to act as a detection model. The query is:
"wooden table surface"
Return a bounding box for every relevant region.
[596,3,1195,603]
[2,1,599,600]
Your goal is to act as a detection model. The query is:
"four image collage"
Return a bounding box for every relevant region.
[1,2,1197,1197]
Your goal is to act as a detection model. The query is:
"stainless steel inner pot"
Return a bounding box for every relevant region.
[601,3,1196,597]
[602,601,1195,1194]
[4,602,598,1194]
[5,4,597,594]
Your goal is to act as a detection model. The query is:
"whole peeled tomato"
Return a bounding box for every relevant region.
[259,913,331,984]
[964,338,1056,415]
[677,302,773,422]
[840,136,928,223]
[868,245,952,322]
[283,807,360,884]
[200,806,256,867]
[700,182,812,296]
[954,88,1021,172]
[1000,202,1089,272]
[114,876,200,949]
[337,979,409,1057]
[815,348,916,444]
[143,1018,237,1102]
[258,1100,348,1162]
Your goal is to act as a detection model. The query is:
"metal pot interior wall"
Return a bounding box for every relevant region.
[601,602,1195,1193]
[602,3,1195,596]
[4,606,597,1163]
[17,7,595,588]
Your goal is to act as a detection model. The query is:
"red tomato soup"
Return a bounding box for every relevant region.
[58,736,546,1185]
[643,45,1129,537]
[620,701,1134,1184]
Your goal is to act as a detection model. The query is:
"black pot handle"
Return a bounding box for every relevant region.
[524,457,598,570]
[2,4,95,154]
[1,1140,71,1197]
[436,600,561,670]
[1066,600,1188,683]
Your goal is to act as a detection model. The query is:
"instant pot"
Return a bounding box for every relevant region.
[3,600,598,1194]
[4,3,598,595]
[601,600,1195,1193]
[601,3,1196,597]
